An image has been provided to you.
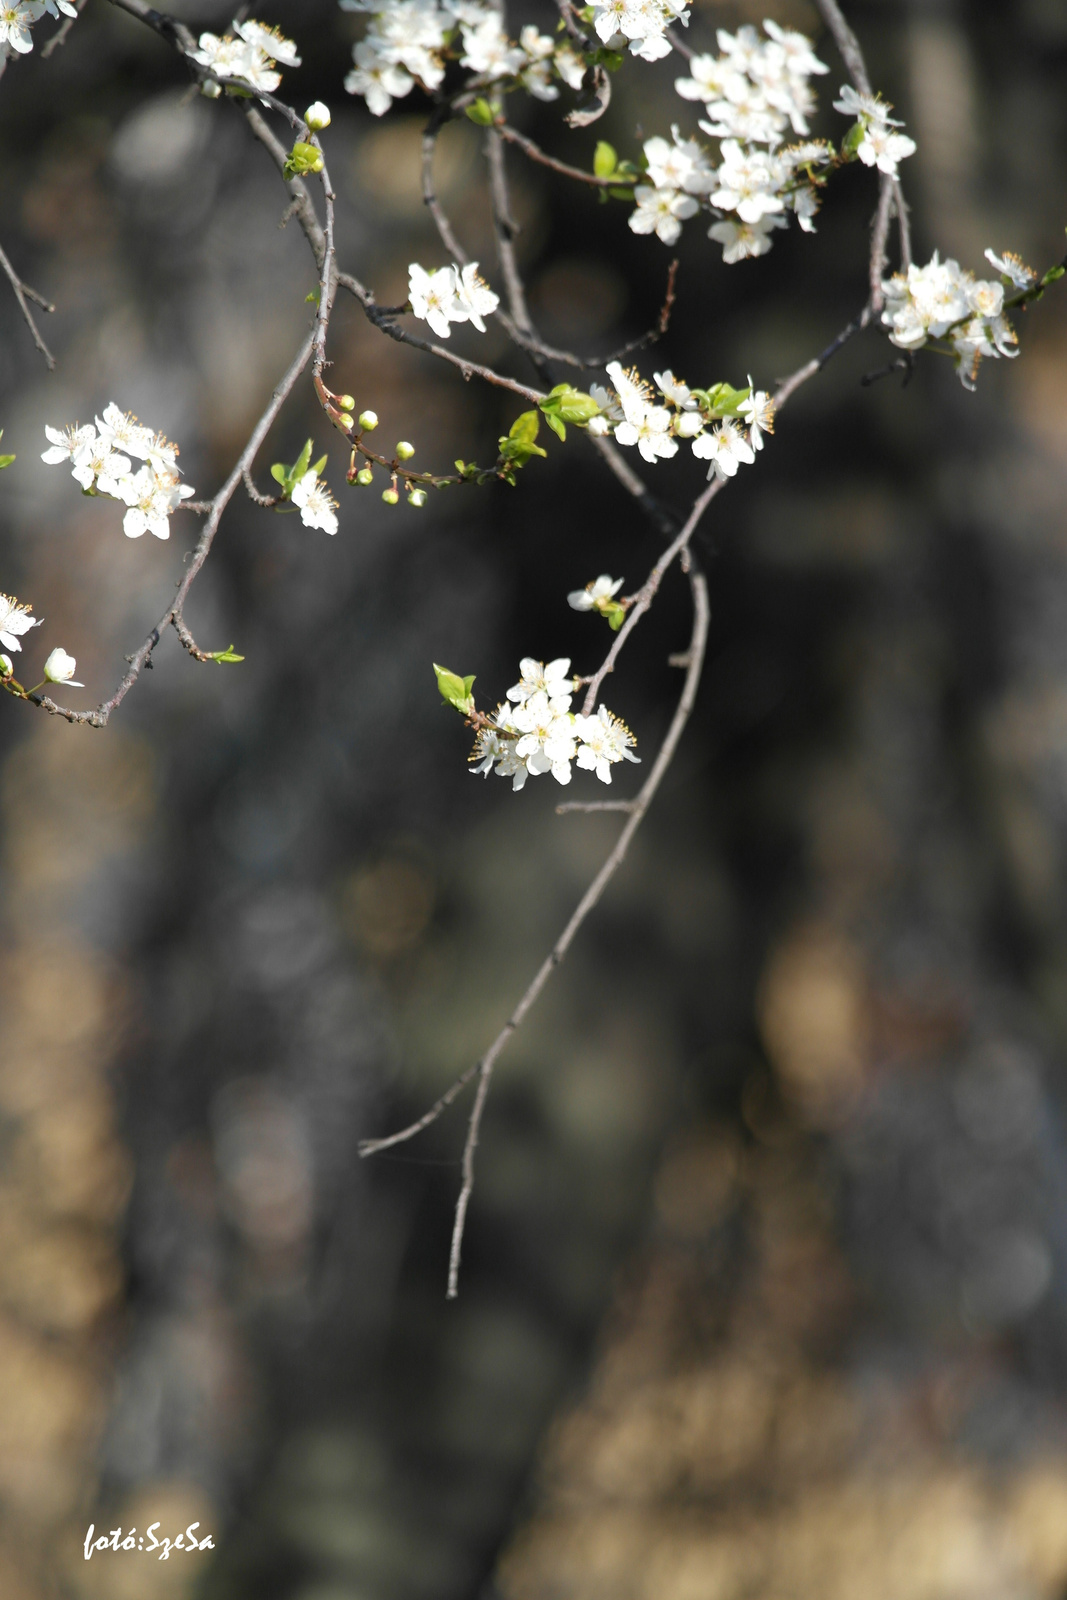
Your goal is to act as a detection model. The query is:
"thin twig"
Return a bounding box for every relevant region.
[555,799,635,813]
[497,123,634,189]
[439,567,710,1297]
[40,0,88,56]
[814,0,872,95]
[0,241,55,369]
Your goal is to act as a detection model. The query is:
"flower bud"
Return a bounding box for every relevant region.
[338,394,356,412]
[201,79,222,99]
[356,467,374,485]
[382,488,399,505]
[359,410,379,431]
[43,646,84,687]
[395,440,415,461]
[408,488,427,507]
[0,654,11,677]
[305,102,332,131]
[338,413,354,431]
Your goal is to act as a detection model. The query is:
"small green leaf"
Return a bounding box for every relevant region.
[842,120,865,156]
[604,601,627,631]
[433,662,476,715]
[310,454,328,478]
[508,410,541,446]
[270,463,289,485]
[206,644,245,663]
[305,288,321,304]
[544,412,566,441]
[292,438,313,481]
[1042,264,1065,285]
[465,97,496,126]
[593,140,616,178]
[608,186,634,201]
[0,455,14,471]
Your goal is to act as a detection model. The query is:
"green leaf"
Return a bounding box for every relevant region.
[433,662,476,715]
[305,288,321,305]
[292,438,313,481]
[702,382,750,417]
[465,97,496,126]
[508,410,541,446]
[0,455,14,471]
[1042,264,1065,285]
[206,644,245,663]
[544,412,566,441]
[540,384,600,427]
[841,120,865,156]
[608,186,634,201]
[593,140,616,178]
[604,601,627,631]
[270,463,289,485]
[310,454,328,478]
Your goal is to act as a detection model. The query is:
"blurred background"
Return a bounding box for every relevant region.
[1,0,1067,1595]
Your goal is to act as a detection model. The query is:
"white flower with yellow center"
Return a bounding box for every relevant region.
[0,593,41,652]
[574,705,640,784]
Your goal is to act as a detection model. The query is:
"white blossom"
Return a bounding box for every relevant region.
[452,263,500,331]
[408,262,460,338]
[739,381,774,449]
[232,19,301,68]
[43,646,83,687]
[708,215,785,263]
[511,690,577,785]
[833,84,916,178]
[554,44,586,90]
[691,417,755,479]
[568,575,623,612]
[344,41,415,114]
[711,140,786,223]
[507,656,573,710]
[469,717,529,790]
[629,184,698,246]
[460,13,524,76]
[291,469,340,535]
[41,422,95,466]
[574,705,640,784]
[0,593,41,652]
[0,3,44,55]
[589,0,688,65]
[985,249,1037,290]
[116,464,195,540]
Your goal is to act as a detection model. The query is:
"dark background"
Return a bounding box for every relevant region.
[1,1,1067,1596]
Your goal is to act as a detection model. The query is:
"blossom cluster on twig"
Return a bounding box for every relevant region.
[41,404,195,540]
[588,362,773,477]
[880,248,1057,390]
[190,20,301,97]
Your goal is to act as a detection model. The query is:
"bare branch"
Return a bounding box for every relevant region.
[0,241,55,369]
[555,799,635,813]
[441,566,711,1297]
[40,0,88,56]
[813,0,872,95]
[359,1064,482,1157]
[497,123,634,189]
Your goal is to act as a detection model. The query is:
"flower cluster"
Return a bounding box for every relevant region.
[881,250,1029,388]
[833,85,916,179]
[589,362,773,479]
[657,21,832,260]
[42,404,195,540]
[408,262,500,339]
[340,0,584,116]
[589,0,689,65]
[0,0,77,57]
[469,658,640,791]
[189,19,301,95]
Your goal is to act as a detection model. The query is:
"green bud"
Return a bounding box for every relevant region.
[356,467,374,486]
[338,412,354,430]
[395,440,415,460]
[359,410,379,430]
[382,488,399,505]
[465,98,496,126]
[408,488,427,507]
[305,101,332,131]
[338,394,356,411]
